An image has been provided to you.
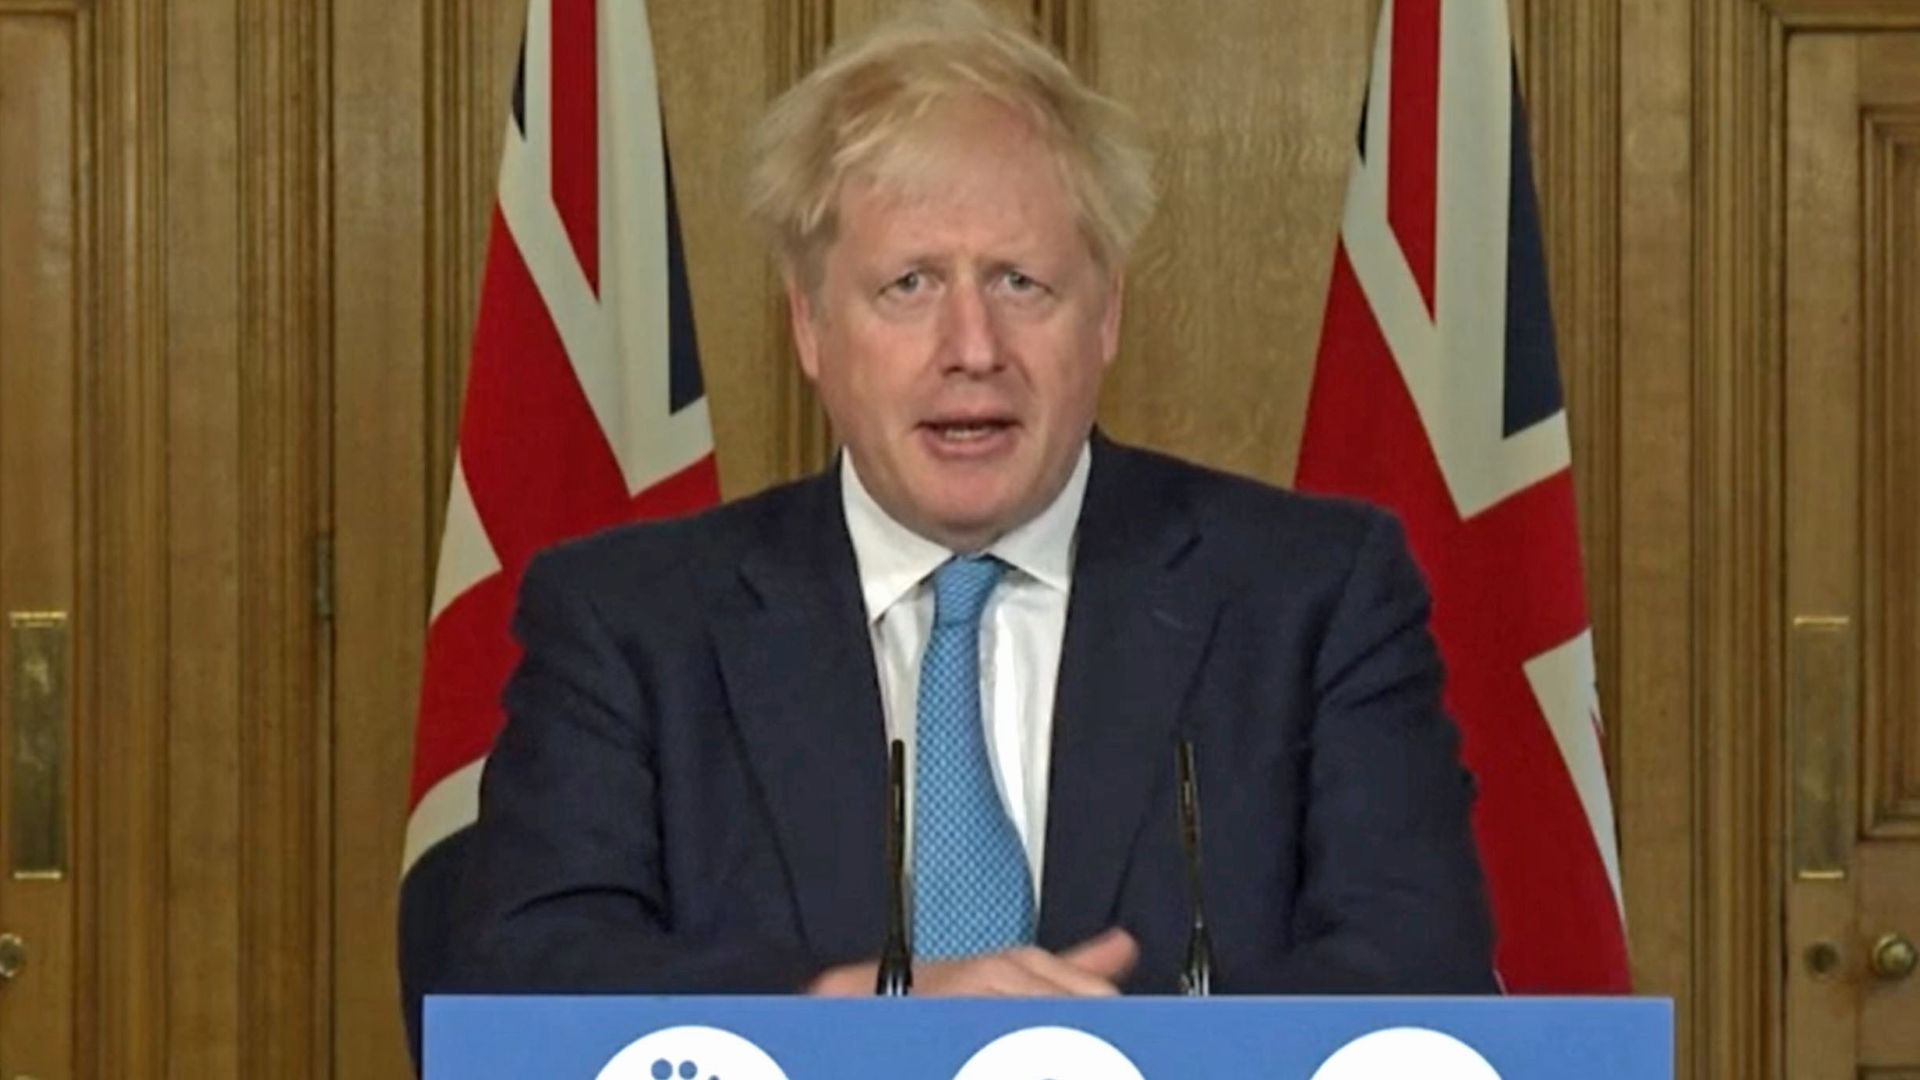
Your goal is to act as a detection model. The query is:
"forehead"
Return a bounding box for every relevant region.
[833,100,1087,258]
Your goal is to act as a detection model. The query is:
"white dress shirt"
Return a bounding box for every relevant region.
[840,445,1090,898]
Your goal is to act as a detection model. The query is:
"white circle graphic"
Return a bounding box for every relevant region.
[595,1025,791,1080]
[950,1025,1147,1080]
[1309,1027,1502,1080]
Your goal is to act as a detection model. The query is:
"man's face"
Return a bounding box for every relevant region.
[789,102,1123,552]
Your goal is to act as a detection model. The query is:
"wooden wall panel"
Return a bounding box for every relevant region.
[1096,2,1368,485]
[1694,1,1786,1076]
[1862,108,1920,839]
[86,0,171,1069]
[161,0,245,1072]
[148,4,331,1072]
[1616,0,1697,1070]
[235,0,328,1072]
[1782,32,1864,1080]
[767,0,835,474]
[330,0,431,1070]
[653,5,785,499]
[1094,0,1372,486]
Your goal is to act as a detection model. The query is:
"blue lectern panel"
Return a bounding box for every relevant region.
[426,996,1670,1079]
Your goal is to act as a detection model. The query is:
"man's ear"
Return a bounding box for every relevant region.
[787,273,823,382]
[1100,272,1126,367]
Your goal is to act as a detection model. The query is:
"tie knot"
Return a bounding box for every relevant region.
[930,556,1005,627]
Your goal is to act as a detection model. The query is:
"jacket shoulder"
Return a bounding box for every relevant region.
[523,473,818,596]
[1112,441,1399,564]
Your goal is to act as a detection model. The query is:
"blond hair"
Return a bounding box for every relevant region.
[748,0,1156,280]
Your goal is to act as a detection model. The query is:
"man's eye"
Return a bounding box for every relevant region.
[1001,270,1054,301]
[887,271,925,296]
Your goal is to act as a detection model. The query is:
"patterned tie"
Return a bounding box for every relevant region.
[912,555,1034,960]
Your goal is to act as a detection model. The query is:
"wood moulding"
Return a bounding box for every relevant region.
[1757,0,1920,29]
[84,0,168,1073]
[235,0,330,1073]
[1861,109,1920,840]
[1034,0,1094,80]
[1695,1,1784,1076]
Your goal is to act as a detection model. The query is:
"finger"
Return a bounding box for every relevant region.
[1061,928,1139,981]
[804,961,878,996]
[1005,946,1123,997]
[917,955,1062,998]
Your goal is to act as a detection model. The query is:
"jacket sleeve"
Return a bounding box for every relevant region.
[437,550,821,997]
[1257,508,1499,994]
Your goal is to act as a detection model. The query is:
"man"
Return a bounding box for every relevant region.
[445,0,1494,999]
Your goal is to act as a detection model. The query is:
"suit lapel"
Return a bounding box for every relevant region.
[1038,440,1219,949]
[713,467,891,965]
[710,443,1220,961]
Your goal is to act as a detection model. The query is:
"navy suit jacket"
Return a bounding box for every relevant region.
[443,437,1496,997]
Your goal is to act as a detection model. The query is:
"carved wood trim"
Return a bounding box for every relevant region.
[424,0,471,550]
[1861,109,1920,840]
[1757,0,1920,28]
[235,0,329,1073]
[1033,0,1094,78]
[1698,2,1790,1078]
[84,0,168,1072]
[1616,0,1701,1067]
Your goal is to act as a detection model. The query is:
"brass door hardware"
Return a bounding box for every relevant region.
[1789,617,1855,880]
[7,612,68,879]
[0,933,25,982]
[1870,933,1917,982]
[1803,940,1842,978]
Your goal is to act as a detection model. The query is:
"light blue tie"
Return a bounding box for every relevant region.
[912,555,1034,960]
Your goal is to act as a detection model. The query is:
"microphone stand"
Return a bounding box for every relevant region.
[876,739,913,995]
[1177,740,1215,996]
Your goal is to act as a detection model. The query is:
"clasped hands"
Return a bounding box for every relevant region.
[807,928,1138,997]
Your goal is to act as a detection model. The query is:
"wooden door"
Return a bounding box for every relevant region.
[1783,28,1920,1080]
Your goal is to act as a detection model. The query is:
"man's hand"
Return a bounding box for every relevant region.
[807,928,1138,997]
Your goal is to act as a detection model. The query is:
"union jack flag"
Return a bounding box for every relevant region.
[398,0,718,1044]
[1296,0,1630,991]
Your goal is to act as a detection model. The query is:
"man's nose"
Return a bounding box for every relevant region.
[938,281,1003,375]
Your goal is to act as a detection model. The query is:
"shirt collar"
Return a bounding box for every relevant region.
[840,443,1091,623]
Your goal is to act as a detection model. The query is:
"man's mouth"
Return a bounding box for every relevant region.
[924,419,1015,442]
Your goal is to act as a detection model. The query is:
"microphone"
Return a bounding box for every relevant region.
[1176,739,1214,996]
[876,738,913,995]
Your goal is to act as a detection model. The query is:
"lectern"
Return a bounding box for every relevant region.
[425,995,1671,1078]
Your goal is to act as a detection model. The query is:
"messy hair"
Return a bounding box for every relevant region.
[747,0,1157,281]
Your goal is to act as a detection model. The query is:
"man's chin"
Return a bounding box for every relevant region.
[911,499,1025,553]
